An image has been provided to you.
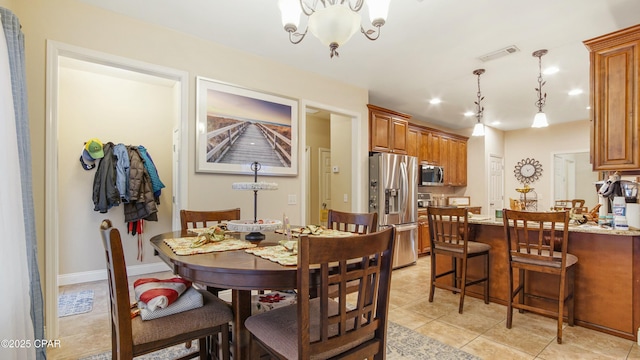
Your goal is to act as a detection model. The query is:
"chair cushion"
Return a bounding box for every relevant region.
[512,250,578,268]
[131,290,232,346]
[138,287,203,320]
[245,297,374,360]
[436,240,491,254]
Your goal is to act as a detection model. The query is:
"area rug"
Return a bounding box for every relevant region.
[58,290,94,317]
[79,321,479,360]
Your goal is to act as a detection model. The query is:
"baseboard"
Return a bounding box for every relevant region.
[58,262,172,286]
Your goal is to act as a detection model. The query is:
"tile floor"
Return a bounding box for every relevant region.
[48,256,640,359]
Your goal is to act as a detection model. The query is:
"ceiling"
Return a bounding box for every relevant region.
[79,0,640,131]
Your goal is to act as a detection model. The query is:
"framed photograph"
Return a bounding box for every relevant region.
[196,77,298,176]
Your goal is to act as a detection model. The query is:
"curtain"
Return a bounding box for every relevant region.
[0,7,44,360]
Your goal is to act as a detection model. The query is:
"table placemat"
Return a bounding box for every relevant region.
[164,236,256,255]
[245,245,297,266]
[274,228,353,238]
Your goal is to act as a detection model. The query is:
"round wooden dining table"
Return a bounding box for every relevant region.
[149,229,297,360]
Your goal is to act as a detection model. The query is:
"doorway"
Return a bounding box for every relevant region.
[301,103,363,226]
[45,41,188,338]
[489,154,504,216]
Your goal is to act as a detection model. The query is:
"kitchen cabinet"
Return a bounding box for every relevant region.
[418,217,430,255]
[584,24,640,171]
[447,138,467,186]
[407,126,419,158]
[368,104,410,154]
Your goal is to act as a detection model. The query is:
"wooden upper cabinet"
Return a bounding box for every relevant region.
[584,24,640,171]
[368,104,410,154]
[407,126,419,158]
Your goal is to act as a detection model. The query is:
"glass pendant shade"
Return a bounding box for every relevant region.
[308,4,361,47]
[278,0,301,30]
[532,111,549,128]
[367,0,391,24]
[472,122,485,136]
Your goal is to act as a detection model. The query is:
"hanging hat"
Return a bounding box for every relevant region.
[84,138,104,159]
[80,149,96,170]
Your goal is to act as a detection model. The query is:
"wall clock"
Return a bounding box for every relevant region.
[514,158,542,184]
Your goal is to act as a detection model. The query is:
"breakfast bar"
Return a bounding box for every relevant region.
[434,217,640,341]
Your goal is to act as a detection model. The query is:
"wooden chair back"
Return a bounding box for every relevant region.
[100,219,136,357]
[503,209,570,270]
[426,206,470,253]
[296,226,395,359]
[180,208,241,230]
[326,209,378,234]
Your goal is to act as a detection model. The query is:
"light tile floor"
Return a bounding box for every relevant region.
[48,256,640,359]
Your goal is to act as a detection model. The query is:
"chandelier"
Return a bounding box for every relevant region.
[471,69,485,137]
[532,49,549,128]
[277,0,391,58]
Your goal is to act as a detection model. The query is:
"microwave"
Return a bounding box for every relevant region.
[419,163,444,186]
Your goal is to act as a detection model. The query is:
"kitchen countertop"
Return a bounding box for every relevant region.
[418,213,640,236]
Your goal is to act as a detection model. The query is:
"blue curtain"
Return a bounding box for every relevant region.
[0,7,45,360]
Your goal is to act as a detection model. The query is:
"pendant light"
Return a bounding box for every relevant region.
[471,69,485,137]
[532,49,549,128]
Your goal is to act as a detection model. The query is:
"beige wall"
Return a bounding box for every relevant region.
[10,0,369,287]
[330,114,353,212]
[58,61,175,275]
[504,120,591,210]
[305,114,330,224]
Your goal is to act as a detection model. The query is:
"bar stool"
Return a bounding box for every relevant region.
[502,209,577,344]
[426,206,490,314]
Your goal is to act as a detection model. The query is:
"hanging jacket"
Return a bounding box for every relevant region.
[92,142,120,213]
[113,143,130,203]
[124,146,158,222]
[138,145,165,199]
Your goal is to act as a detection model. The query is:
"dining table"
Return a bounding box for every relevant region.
[149,228,302,360]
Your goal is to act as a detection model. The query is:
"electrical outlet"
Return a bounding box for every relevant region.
[343,194,348,202]
[288,194,296,205]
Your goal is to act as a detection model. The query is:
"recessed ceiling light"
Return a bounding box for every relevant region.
[464,111,474,117]
[543,66,559,75]
[429,98,441,105]
[586,106,591,110]
[491,121,501,126]
[568,89,583,96]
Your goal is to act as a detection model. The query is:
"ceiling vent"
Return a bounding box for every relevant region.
[478,45,520,62]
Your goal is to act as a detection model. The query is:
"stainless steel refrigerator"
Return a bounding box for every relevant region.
[369,153,418,268]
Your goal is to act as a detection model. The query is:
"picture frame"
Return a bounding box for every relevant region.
[196,76,298,176]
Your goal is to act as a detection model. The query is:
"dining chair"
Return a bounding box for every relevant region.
[426,206,491,314]
[245,226,395,360]
[180,208,241,231]
[99,219,232,360]
[180,208,242,296]
[326,209,378,234]
[502,209,577,344]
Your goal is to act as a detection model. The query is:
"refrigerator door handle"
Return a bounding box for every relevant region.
[399,161,408,223]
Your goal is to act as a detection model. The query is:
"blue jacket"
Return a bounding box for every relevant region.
[113,143,130,203]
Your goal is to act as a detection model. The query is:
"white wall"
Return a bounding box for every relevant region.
[58,60,175,276]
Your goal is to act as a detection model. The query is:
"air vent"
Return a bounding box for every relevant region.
[478,45,520,62]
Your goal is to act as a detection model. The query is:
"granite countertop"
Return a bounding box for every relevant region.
[465,215,640,236]
[418,212,640,236]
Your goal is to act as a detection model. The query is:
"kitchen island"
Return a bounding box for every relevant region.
[432,216,640,341]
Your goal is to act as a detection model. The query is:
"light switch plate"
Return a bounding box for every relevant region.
[288,194,296,205]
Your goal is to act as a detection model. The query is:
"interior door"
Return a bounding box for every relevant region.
[319,148,331,226]
[489,155,504,217]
